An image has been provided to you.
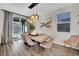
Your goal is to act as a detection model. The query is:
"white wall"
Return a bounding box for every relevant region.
[51,4,79,45]
[35,17,52,36]
[35,4,79,48]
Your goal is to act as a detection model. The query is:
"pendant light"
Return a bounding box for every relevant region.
[27,4,39,23]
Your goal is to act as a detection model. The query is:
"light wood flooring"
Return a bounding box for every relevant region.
[0,40,79,56]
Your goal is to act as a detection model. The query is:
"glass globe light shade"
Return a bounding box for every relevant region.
[29,20,33,23]
[30,15,35,20]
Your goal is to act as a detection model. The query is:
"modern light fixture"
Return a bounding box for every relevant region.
[30,14,39,22]
[27,12,39,23]
[27,3,39,23]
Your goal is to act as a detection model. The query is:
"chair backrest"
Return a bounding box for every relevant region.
[25,35,35,46]
[46,37,54,42]
[21,34,26,42]
[40,37,54,49]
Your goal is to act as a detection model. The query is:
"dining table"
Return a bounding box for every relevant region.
[30,34,51,51]
[21,33,51,51]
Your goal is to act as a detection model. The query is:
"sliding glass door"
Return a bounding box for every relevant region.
[12,14,27,41]
[12,21,22,41]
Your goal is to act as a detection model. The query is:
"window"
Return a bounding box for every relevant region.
[12,17,27,41]
[57,12,70,32]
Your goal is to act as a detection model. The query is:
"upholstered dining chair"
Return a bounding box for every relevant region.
[40,37,54,50]
[21,33,35,47]
[25,35,35,46]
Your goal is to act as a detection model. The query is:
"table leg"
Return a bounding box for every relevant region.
[35,41,40,52]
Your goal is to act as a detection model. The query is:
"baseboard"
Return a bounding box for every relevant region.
[53,41,64,46]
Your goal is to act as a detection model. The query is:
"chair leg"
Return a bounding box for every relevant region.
[64,43,67,48]
[35,42,40,52]
[69,45,73,51]
[75,45,78,49]
[39,47,45,52]
[24,42,30,47]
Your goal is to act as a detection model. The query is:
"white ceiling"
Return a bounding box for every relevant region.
[0,3,75,16]
[35,3,74,15]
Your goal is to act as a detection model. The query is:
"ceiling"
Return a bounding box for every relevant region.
[0,3,75,16]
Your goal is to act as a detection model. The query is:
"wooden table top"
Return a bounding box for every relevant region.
[32,34,50,42]
[21,33,50,43]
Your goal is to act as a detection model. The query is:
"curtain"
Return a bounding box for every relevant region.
[1,11,13,46]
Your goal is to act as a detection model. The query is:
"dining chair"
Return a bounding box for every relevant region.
[21,33,35,47]
[25,35,35,46]
[40,37,54,50]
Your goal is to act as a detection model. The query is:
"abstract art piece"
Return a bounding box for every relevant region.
[40,20,52,28]
[57,12,70,32]
[40,17,52,29]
